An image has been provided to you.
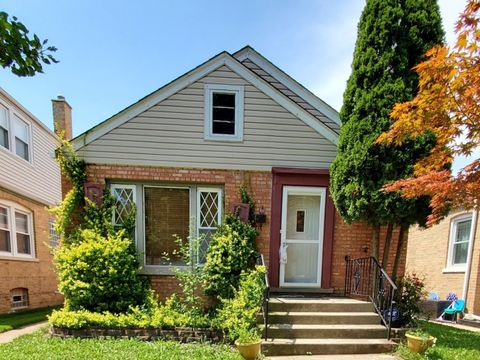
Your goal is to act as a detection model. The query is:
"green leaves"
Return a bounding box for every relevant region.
[54,229,149,314]
[0,11,58,77]
[203,214,259,299]
[330,0,444,227]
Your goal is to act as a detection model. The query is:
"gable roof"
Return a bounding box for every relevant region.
[73,47,340,150]
[234,46,340,134]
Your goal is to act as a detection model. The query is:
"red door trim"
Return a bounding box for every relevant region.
[269,168,334,288]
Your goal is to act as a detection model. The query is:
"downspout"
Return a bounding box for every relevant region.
[462,207,478,310]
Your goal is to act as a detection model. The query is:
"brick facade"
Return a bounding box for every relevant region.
[407,209,480,314]
[84,164,406,297]
[0,187,63,313]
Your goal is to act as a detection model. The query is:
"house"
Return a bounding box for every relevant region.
[61,46,406,299]
[0,87,63,313]
[407,208,480,315]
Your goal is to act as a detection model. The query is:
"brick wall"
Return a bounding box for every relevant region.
[331,214,406,293]
[0,187,63,313]
[85,164,406,298]
[86,164,272,295]
[408,209,480,314]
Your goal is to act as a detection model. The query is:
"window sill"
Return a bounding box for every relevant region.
[0,256,39,263]
[442,267,466,273]
[204,136,243,142]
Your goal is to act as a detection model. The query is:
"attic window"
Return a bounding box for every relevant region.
[204,84,244,141]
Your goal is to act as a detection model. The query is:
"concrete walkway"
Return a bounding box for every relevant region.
[430,319,480,333]
[0,321,48,344]
[268,355,395,360]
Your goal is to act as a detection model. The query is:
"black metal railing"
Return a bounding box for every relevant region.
[256,254,270,340]
[344,256,397,339]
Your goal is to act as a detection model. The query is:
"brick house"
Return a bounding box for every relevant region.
[0,87,64,313]
[63,46,406,299]
[407,209,480,315]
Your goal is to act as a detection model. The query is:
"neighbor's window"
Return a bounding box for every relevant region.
[15,211,31,254]
[49,218,60,248]
[0,201,34,258]
[10,288,29,310]
[13,115,30,161]
[448,214,473,269]
[0,205,11,253]
[204,84,244,141]
[0,104,9,150]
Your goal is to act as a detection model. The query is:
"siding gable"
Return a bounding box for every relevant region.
[79,65,337,171]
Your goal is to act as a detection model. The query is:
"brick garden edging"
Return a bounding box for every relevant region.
[49,326,223,343]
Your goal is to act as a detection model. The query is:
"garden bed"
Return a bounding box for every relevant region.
[49,325,223,342]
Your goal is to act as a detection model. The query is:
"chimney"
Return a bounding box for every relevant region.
[52,95,73,140]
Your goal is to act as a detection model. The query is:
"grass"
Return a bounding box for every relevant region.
[397,321,480,360]
[0,328,243,360]
[0,306,60,333]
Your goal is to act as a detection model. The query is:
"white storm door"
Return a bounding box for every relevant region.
[279,186,326,287]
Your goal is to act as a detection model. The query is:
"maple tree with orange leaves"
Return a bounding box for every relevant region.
[378,0,480,225]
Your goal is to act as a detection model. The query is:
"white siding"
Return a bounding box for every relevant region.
[0,92,61,206]
[79,66,337,170]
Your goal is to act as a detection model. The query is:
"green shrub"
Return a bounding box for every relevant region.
[49,295,213,330]
[216,265,265,341]
[203,214,258,299]
[398,273,427,326]
[54,229,149,313]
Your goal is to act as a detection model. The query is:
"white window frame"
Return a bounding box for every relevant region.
[197,187,223,235]
[13,114,32,162]
[0,200,35,259]
[0,103,10,150]
[111,184,137,228]
[196,187,223,263]
[204,84,244,141]
[0,98,33,164]
[445,213,473,272]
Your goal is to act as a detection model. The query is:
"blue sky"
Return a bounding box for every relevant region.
[1,0,472,170]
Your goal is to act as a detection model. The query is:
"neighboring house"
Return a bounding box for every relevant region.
[62,46,406,299]
[0,87,64,313]
[407,209,480,315]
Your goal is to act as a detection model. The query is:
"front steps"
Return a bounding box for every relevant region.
[259,297,395,356]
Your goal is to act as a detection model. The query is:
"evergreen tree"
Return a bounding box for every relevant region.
[330,0,444,275]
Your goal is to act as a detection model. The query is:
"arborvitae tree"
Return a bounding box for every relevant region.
[330,0,444,278]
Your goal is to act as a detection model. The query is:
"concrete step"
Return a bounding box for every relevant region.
[260,324,387,339]
[262,338,396,356]
[259,311,381,325]
[268,297,375,313]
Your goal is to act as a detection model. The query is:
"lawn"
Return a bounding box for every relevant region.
[0,306,60,333]
[0,328,243,360]
[397,321,480,360]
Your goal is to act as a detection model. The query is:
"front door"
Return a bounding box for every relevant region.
[279,186,326,287]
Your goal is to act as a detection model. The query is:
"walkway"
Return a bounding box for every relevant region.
[0,321,48,344]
